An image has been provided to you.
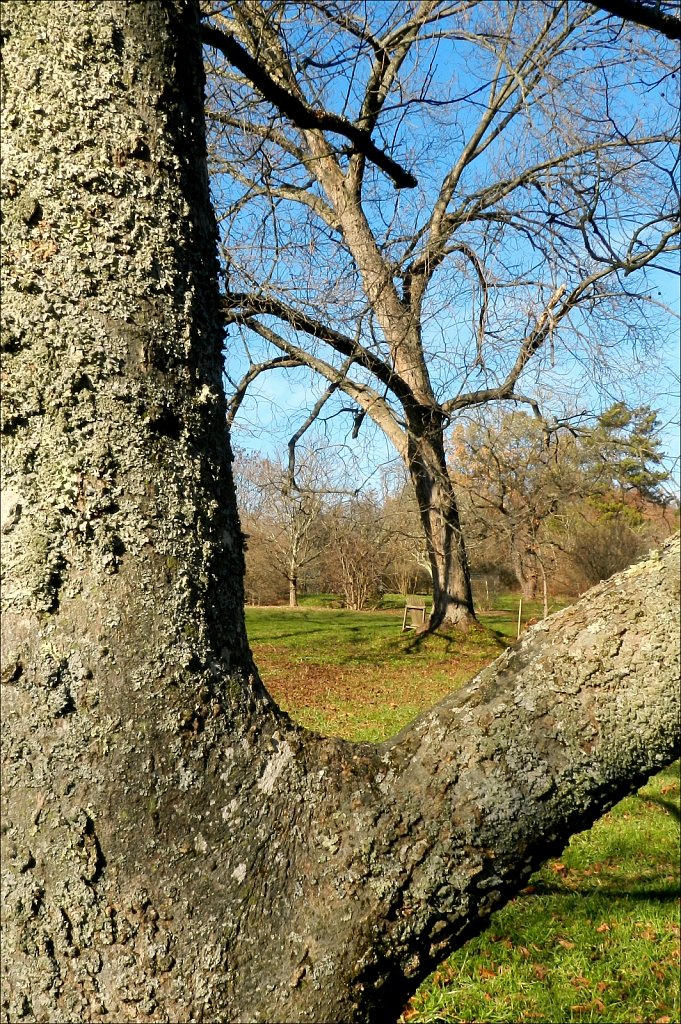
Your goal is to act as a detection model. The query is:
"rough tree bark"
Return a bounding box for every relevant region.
[1,4,679,1023]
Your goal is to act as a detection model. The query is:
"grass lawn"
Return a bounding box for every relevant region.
[246,603,680,1023]
[246,605,505,740]
[403,764,680,1024]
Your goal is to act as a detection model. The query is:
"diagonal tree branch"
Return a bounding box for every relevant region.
[588,0,681,40]
[442,216,679,418]
[200,24,418,188]
[442,283,567,415]
[240,318,409,458]
[223,291,417,407]
[346,0,439,195]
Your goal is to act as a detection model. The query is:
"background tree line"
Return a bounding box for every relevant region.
[235,401,678,610]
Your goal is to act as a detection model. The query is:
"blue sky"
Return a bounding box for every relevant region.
[208,1,680,492]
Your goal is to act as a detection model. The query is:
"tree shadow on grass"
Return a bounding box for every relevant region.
[402,624,507,657]
[530,882,680,902]
[641,796,680,821]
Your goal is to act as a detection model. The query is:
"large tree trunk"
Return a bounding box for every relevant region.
[407,424,477,631]
[1,4,679,1024]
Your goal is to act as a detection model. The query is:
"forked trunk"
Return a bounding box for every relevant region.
[2,5,679,1024]
[407,427,476,631]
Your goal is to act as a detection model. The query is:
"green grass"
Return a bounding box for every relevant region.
[296,592,346,609]
[381,592,434,611]
[292,591,569,634]
[247,606,406,657]
[246,606,505,741]
[246,605,680,1023]
[403,764,680,1024]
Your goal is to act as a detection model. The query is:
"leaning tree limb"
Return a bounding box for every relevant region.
[200,24,418,188]
[588,0,681,40]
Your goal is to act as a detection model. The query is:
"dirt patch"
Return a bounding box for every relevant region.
[252,646,492,715]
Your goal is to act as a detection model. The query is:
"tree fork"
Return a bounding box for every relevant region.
[1,3,679,1023]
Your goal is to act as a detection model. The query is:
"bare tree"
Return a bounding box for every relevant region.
[382,491,433,598]
[565,516,651,586]
[325,494,393,609]
[203,0,680,631]
[451,412,570,608]
[235,450,328,605]
[451,404,674,605]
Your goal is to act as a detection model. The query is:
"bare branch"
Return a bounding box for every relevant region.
[200,24,418,188]
[223,291,417,407]
[286,363,353,489]
[442,284,567,415]
[588,0,681,40]
[346,1,439,194]
[242,318,409,459]
[226,355,303,427]
[421,3,581,274]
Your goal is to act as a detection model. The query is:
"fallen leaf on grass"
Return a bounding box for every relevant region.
[655,1017,672,1023]
[596,922,611,933]
[570,975,590,989]
[431,967,455,987]
[551,861,567,874]
[478,966,497,979]
[571,1000,606,1014]
[532,964,549,980]
[557,938,576,949]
